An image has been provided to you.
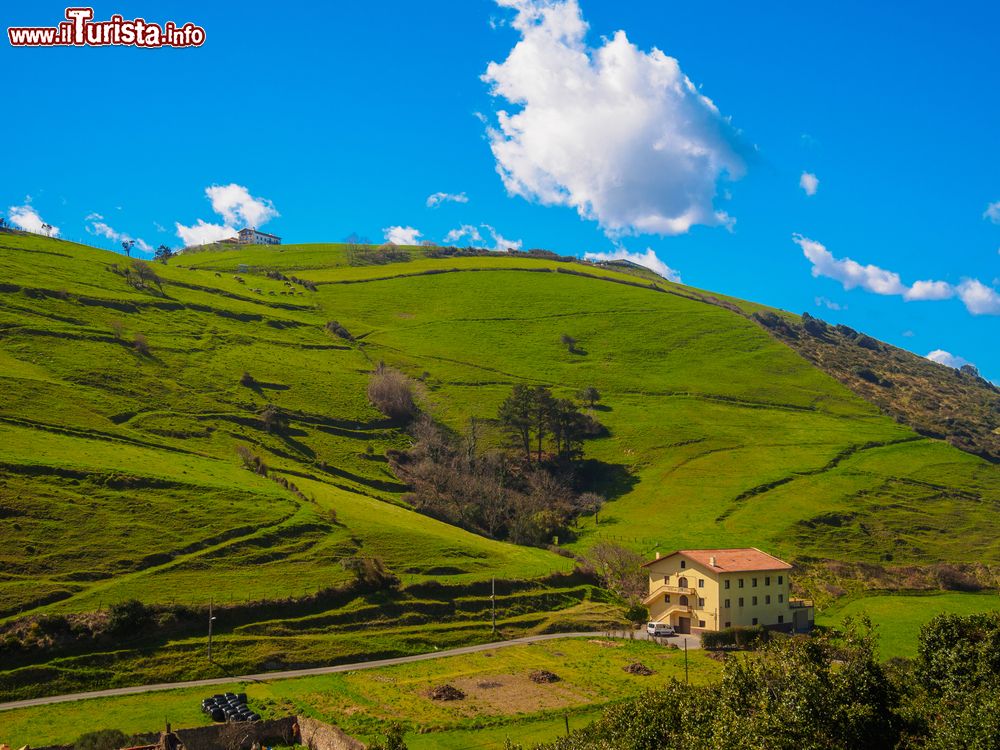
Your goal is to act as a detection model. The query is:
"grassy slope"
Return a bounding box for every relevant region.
[1,233,998,697]
[0,637,721,748]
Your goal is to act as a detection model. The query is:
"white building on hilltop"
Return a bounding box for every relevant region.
[238,227,281,246]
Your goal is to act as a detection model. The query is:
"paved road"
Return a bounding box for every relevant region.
[0,630,700,712]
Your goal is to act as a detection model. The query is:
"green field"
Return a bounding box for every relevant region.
[1,231,997,701]
[0,637,719,748]
[817,591,1000,659]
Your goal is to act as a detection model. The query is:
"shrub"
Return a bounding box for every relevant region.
[132,333,149,355]
[325,320,354,340]
[235,444,268,475]
[367,364,418,422]
[74,729,132,750]
[240,371,256,387]
[260,405,289,434]
[560,333,578,352]
[106,599,152,636]
[701,624,769,650]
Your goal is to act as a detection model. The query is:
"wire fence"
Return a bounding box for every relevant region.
[0,222,158,258]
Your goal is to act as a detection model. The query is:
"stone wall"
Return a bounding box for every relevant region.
[297,717,365,750]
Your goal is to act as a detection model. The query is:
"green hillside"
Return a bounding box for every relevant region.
[1,231,997,698]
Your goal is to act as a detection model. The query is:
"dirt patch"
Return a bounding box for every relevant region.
[427,684,465,701]
[450,673,589,714]
[588,639,623,648]
[529,670,561,684]
[477,680,503,689]
[623,662,655,676]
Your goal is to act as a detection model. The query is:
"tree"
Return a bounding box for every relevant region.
[131,259,161,290]
[577,386,601,408]
[576,492,605,525]
[155,244,173,263]
[122,239,135,256]
[548,398,589,460]
[498,385,535,462]
[109,318,126,340]
[367,364,418,422]
[587,542,646,602]
[560,333,578,353]
[528,387,557,462]
[41,222,53,236]
[260,404,289,434]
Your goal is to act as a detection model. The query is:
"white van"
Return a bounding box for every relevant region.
[647,621,676,637]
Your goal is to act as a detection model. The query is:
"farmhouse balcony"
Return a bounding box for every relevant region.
[642,583,697,605]
[789,598,814,609]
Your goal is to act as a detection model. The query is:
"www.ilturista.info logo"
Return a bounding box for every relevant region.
[8,7,205,48]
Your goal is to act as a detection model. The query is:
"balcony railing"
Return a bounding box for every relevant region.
[642,583,697,605]
[789,598,814,609]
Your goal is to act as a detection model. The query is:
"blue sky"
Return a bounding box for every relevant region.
[2,1,998,379]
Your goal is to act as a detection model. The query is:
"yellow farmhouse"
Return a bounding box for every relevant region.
[642,548,814,634]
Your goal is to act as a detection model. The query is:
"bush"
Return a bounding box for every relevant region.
[74,729,131,750]
[701,624,769,650]
[240,371,256,387]
[367,365,418,422]
[132,332,149,354]
[260,404,289,433]
[325,320,354,340]
[106,599,152,637]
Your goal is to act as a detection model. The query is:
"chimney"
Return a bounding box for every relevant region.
[710,555,717,567]
[655,551,661,560]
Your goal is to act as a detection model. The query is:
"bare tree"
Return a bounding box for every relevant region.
[122,239,135,256]
[367,364,418,422]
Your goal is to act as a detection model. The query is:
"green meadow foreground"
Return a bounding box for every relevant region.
[0,232,997,709]
[0,638,719,748]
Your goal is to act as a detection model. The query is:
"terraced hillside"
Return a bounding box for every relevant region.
[1,232,997,698]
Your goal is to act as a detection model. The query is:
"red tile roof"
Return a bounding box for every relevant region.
[643,548,793,572]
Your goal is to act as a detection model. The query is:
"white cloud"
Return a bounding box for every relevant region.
[584,247,681,282]
[426,192,469,208]
[926,350,971,369]
[799,171,819,196]
[205,184,278,228]
[902,330,914,338]
[87,219,152,253]
[85,212,103,221]
[175,219,235,247]
[793,234,906,296]
[983,201,1000,224]
[443,223,522,251]
[444,224,483,244]
[483,0,744,238]
[956,278,1000,315]
[483,224,522,252]
[383,225,423,245]
[814,296,843,311]
[175,183,277,247]
[794,234,1000,316]
[7,204,59,236]
[153,221,166,232]
[904,279,954,301]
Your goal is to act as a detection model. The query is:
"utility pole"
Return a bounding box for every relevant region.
[491,577,496,635]
[207,599,217,662]
[684,638,689,684]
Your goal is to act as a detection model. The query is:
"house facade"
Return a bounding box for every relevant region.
[238,227,281,245]
[643,548,813,634]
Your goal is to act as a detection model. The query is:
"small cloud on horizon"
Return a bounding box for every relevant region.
[7,203,59,236]
[584,247,681,282]
[926,349,972,370]
[793,234,1000,317]
[383,225,423,245]
[983,200,1000,224]
[175,183,278,247]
